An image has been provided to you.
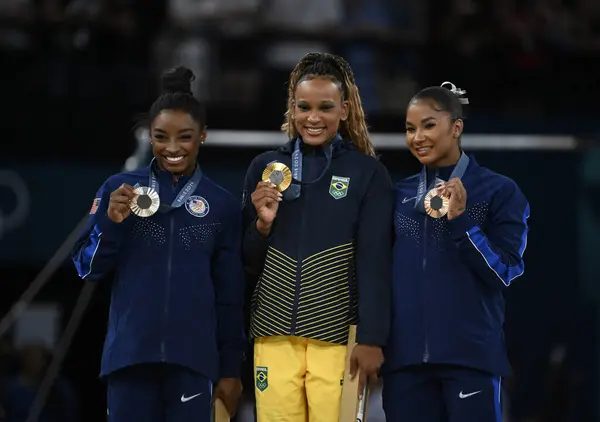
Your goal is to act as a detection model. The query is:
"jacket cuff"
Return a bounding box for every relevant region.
[249,219,272,243]
[96,210,129,240]
[356,326,387,347]
[447,211,478,242]
[219,349,245,379]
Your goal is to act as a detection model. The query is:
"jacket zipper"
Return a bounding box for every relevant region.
[422,215,429,363]
[290,188,307,335]
[162,215,174,361]
[161,180,177,361]
[422,169,437,363]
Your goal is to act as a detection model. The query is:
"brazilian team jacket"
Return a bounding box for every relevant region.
[384,154,530,376]
[71,163,246,382]
[242,136,393,346]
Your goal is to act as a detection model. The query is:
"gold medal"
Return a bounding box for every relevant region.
[424,188,449,218]
[262,162,292,192]
[130,186,160,218]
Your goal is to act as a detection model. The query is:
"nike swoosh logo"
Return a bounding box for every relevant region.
[459,390,481,399]
[402,196,417,203]
[181,393,203,402]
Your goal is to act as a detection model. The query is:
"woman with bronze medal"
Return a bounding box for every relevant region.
[241,52,393,422]
[71,67,245,422]
[382,82,531,422]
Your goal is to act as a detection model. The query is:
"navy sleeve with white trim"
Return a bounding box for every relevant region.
[71,180,129,281]
[447,179,530,291]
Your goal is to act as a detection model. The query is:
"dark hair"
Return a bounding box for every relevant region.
[281,52,375,157]
[410,81,469,121]
[147,66,206,128]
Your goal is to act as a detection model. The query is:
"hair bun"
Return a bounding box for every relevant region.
[161,66,195,95]
[440,81,469,104]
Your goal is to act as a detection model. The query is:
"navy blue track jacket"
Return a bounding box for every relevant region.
[242,136,393,346]
[385,154,530,376]
[71,163,246,382]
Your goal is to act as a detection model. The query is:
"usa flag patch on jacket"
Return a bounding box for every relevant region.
[89,198,101,215]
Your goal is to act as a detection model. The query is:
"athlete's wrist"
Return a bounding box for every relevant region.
[256,219,272,238]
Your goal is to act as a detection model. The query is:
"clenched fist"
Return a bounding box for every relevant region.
[107,183,136,223]
[251,181,282,237]
[437,177,467,220]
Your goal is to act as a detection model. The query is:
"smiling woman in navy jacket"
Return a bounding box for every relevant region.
[71,66,245,422]
[383,82,530,422]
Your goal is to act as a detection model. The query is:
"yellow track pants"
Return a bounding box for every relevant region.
[254,336,347,422]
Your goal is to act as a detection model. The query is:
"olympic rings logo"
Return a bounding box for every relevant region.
[0,170,31,241]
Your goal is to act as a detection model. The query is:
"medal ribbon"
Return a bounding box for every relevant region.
[287,133,340,200]
[414,151,470,215]
[135,158,203,213]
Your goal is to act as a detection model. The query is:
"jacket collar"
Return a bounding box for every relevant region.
[277,133,352,157]
[149,158,198,185]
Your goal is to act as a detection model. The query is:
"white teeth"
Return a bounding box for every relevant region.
[417,147,431,152]
[306,128,325,135]
[166,156,184,163]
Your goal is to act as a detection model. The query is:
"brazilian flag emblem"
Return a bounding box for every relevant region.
[256,366,268,392]
[329,176,350,199]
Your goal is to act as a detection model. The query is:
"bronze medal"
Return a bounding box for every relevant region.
[424,188,449,219]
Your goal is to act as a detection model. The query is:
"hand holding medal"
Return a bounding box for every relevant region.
[250,162,289,236]
[108,183,136,223]
[437,177,467,220]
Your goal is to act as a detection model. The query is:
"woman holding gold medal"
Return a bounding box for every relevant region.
[241,52,393,422]
[382,82,531,422]
[71,67,245,422]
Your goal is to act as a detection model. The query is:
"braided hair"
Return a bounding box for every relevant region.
[281,53,375,157]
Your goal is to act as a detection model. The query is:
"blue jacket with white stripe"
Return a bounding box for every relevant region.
[71,163,246,382]
[384,154,530,377]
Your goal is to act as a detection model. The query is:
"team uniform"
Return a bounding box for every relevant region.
[71,162,246,422]
[242,135,393,422]
[383,153,530,422]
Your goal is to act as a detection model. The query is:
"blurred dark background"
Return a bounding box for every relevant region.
[0,0,599,421]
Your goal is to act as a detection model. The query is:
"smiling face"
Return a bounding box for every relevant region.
[405,99,463,167]
[150,110,206,175]
[292,77,348,146]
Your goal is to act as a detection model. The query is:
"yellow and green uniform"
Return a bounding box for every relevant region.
[242,135,393,422]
